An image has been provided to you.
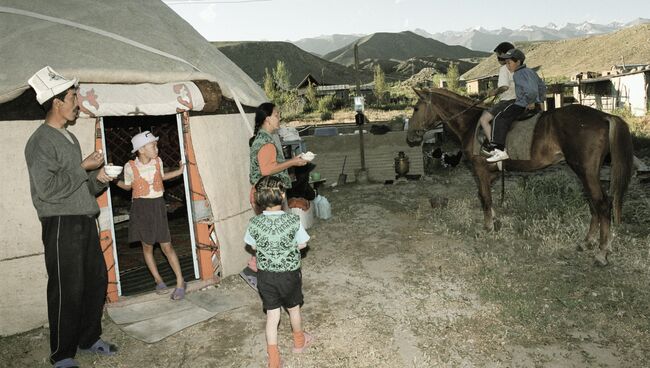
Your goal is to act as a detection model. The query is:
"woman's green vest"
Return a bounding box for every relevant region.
[249,129,292,187]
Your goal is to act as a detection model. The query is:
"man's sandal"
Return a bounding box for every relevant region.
[53,358,80,368]
[79,338,118,356]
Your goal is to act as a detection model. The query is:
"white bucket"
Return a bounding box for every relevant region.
[290,205,314,229]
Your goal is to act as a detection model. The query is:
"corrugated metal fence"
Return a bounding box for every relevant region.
[302,131,424,184]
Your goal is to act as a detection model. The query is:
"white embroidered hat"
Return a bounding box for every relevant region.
[27,66,79,105]
[131,131,159,153]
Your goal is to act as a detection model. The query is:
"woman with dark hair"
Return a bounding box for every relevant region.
[249,102,307,213]
[243,103,307,286]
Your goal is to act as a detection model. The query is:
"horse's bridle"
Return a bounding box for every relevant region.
[415,96,489,140]
[438,99,484,124]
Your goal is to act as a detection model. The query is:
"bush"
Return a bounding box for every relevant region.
[278,92,305,121]
[320,111,333,121]
[331,96,347,110]
[318,95,335,112]
[302,103,314,114]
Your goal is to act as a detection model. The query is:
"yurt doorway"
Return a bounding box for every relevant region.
[102,115,198,296]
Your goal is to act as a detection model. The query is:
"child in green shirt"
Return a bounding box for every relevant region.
[244,175,314,368]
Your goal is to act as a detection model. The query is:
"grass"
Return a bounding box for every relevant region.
[426,168,650,360]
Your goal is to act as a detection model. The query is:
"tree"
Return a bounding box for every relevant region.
[373,64,387,104]
[263,67,276,100]
[273,60,291,92]
[305,81,317,111]
[445,62,460,93]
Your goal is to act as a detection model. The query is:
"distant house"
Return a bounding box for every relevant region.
[465,74,498,96]
[573,65,650,116]
[315,82,375,102]
[295,74,320,94]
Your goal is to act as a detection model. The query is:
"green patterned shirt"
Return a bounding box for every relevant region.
[249,129,292,187]
[244,211,309,272]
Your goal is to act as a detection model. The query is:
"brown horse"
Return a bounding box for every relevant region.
[407,88,633,266]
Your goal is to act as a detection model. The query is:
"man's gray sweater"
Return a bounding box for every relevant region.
[24,124,107,218]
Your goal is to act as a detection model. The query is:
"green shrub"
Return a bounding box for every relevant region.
[278,92,305,121]
[318,95,335,112]
[320,111,333,121]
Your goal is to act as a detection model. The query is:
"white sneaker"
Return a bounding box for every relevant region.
[486,148,509,163]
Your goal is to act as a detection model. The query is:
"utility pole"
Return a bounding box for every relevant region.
[354,43,367,172]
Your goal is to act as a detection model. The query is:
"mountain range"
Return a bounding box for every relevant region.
[293,34,364,56]
[213,41,373,86]
[215,31,485,87]
[293,18,650,54]
[461,23,650,80]
[322,31,487,66]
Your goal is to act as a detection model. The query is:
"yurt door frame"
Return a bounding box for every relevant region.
[175,113,200,278]
[99,115,200,297]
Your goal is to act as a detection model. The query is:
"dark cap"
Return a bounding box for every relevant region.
[501,48,525,62]
[493,42,515,54]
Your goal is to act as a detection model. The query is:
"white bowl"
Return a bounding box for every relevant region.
[104,165,123,176]
[301,151,316,162]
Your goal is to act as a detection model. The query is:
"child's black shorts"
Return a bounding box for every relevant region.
[257,269,303,310]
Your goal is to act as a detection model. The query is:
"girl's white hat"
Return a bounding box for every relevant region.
[131,131,159,153]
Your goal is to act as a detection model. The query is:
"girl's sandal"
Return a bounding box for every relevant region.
[155,281,169,295]
[171,282,186,301]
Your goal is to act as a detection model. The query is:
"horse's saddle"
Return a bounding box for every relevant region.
[474,112,542,161]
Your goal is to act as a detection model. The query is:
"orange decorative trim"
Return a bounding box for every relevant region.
[181,112,222,282]
[95,119,119,302]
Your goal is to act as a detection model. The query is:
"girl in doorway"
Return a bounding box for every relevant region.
[116,130,187,300]
[244,175,314,368]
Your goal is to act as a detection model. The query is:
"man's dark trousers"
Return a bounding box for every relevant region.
[41,215,108,364]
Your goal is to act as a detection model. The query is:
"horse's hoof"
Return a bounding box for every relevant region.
[594,253,609,267]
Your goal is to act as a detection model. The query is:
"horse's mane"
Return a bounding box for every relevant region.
[427,88,478,107]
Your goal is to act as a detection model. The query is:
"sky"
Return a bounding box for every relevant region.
[165,0,650,42]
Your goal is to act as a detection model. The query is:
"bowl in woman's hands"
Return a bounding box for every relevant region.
[104,165,123,177]
[300,151,316,162]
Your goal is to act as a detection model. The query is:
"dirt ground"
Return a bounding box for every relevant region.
[2,161,649,367]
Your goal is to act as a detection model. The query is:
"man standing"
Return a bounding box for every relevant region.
[25,66,118,368]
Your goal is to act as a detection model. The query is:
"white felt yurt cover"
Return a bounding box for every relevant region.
[0,0,266,107]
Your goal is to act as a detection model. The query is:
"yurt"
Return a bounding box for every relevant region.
[0,0,265,335]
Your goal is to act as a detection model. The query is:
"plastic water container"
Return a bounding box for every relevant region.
[290,205,314,229]
[315,195,331,220]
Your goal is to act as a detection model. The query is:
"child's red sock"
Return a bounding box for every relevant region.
[267,344,281,368]
[292,330,305,348]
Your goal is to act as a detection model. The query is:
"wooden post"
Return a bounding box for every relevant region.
[94,120,119,302]
[354,44,366,171]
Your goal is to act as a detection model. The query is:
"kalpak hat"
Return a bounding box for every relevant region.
[131,131,159,153]
[27,66,79,105]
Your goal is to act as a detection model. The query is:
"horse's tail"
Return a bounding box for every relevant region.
[608,115,633,224]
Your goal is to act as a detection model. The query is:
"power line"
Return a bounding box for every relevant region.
[164,0,271,4]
